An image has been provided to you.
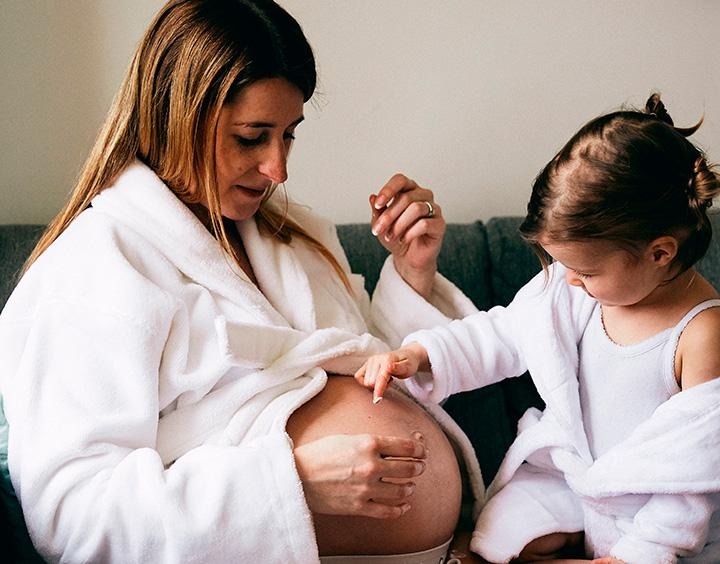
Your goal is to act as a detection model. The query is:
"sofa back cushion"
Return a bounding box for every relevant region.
[0,225,44,311]
[485,217,540,306]
[336,221,494,311]
[698,214,720,288]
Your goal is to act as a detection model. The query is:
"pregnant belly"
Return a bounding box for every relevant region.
[286,376,462,556]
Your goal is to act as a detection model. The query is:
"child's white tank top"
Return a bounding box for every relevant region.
[578,298,720,460]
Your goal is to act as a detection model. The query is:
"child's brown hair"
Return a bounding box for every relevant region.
[520,93,720,274]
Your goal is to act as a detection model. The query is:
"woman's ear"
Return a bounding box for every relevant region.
[647,236,679,267]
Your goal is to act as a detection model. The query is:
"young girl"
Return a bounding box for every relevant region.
[355,94,720,563]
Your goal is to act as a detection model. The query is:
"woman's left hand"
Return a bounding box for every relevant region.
[370,173,445,299]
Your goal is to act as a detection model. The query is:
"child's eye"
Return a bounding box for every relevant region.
[575,271,592,279]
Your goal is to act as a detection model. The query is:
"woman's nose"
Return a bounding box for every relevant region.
[258,141,289,184]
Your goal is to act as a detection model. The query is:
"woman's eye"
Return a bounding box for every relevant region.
[234,134,264,147]
[234,131,295,147]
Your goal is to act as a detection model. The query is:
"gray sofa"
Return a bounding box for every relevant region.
[3,216,720,561]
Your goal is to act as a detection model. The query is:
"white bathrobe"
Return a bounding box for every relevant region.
[404,265,720,564]
[0,162,483,564]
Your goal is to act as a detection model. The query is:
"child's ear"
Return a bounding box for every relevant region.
[648,236,679,267]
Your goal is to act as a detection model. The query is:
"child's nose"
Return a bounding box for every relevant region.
[565,270,584,288]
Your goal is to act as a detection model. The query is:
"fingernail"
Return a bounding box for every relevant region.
[373,396,383,404]
[384,233,392,242]
[415,462,425,474]
[412,431,424,442]
[371,226,379,236]
[374,197,385,209]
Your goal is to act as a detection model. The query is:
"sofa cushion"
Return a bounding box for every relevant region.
[485,217,540,307]
[336,221,494,311]
[0,399,44,562]
[0,225,44,312]
[697,213,720,289]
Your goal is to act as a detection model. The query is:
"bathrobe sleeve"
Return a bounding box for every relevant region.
[370,256,479,348]
[399,305,528,403]
[397,265,594,406]
[610,494,717,563]
[396,270,556,404]
[289,202,478,347]
[0,221,318,563]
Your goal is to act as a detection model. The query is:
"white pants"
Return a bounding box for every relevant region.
[319,537,456,564]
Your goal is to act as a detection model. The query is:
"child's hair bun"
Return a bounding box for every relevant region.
[644,92,674,126]
[644,92,703,137]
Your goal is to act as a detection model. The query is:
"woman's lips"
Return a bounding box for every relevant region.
[234,184,266,197]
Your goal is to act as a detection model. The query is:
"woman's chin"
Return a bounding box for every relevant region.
[220,202,263,222]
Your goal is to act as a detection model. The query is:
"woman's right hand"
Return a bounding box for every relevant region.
[293,433,427,519]
[369,174,445,300]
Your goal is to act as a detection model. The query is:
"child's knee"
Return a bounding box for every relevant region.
[514,531,584,561]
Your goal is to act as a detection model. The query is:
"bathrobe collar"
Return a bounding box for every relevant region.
[239,218,316,333]
[91,161,315,330]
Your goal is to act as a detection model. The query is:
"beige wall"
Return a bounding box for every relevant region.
[2,0,719,224]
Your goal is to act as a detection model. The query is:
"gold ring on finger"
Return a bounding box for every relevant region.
[423,201,434,218]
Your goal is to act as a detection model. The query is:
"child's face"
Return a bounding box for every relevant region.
[540,239,667,307]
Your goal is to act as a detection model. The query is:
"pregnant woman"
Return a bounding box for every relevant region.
[0,1,483,562]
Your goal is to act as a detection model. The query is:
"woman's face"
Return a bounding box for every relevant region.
[213,78,305,221]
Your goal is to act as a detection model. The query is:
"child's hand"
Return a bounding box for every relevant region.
[354,343,427,404]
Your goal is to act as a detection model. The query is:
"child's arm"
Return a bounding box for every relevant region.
[676,306,720,389]
[354,342,429,403]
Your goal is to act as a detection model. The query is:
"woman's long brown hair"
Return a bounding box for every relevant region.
[23,0,352,292]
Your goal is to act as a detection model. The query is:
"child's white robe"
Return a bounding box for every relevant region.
[405,265,720,563]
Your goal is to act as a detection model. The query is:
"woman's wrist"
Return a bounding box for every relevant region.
[393,258,437,301]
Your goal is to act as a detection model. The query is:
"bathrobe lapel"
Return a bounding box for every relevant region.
[572,376,720,497]
[92,161,290,328]
[519,267,595,464]
[239,218,316,333]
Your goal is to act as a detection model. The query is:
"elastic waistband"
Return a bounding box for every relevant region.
[319,536,454,564]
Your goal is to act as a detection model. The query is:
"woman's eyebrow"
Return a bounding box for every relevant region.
[233,116,305,128]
